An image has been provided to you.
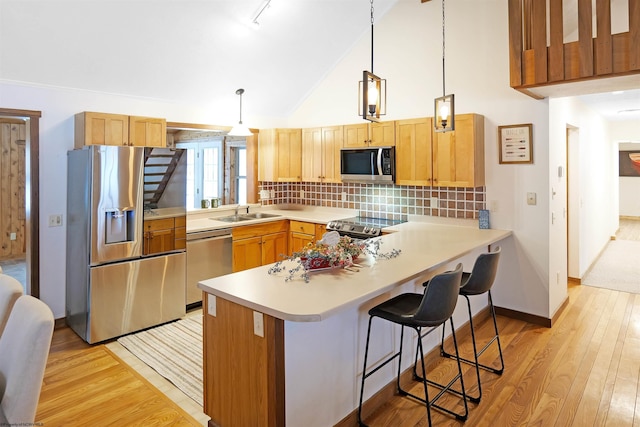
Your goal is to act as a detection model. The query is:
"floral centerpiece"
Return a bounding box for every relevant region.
[268,231,401,283]
[297,234,364,270]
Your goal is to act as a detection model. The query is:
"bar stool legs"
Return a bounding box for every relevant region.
[358,318,469,427]
[440,290,505,402]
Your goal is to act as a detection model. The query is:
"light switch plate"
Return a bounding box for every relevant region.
[526,192,537,205]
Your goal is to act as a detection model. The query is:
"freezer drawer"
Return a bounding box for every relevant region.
[86,252,186,343]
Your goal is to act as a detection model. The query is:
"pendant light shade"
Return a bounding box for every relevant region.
[434,0,454,133]
[228,88,253,137]
[359,0,386,122]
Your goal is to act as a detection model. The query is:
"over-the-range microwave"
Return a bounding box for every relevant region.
[340,146,395,184]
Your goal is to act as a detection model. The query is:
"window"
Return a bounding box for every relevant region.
[176,139,223,209]
[236,147,247,205]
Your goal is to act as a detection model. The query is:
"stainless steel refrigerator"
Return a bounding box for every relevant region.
[66,145,186,344]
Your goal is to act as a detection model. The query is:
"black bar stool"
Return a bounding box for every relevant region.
[357,264,468,427]
[440,246,504,403]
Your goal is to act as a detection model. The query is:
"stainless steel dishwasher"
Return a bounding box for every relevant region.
[186,228,233,306]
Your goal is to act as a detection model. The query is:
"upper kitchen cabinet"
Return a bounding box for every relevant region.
[301,126,343,183]
[259,128,302,182]
[395,117,433,186]
[74,112,167,148]
[432,113,485,188]
[129,116,167,147]
[343,121,395,148]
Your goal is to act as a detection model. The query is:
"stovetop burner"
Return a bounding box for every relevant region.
[326,216,405,239]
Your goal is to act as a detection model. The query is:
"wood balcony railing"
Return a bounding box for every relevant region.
[508,0,640,99]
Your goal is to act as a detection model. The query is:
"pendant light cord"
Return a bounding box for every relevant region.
[370,0,375,74]
[442,0,446,97]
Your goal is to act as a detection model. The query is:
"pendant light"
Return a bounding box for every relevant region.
[359,0,386,122]
[434,0,454,132]
[228,88,252,137]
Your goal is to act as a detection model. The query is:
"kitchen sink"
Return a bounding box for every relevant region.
[212,215,253,222]
[242,212,281,219]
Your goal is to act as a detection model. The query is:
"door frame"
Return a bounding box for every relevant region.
[0,108,41,298]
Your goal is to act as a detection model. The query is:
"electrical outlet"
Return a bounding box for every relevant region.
[300,190,305,198]
[253,311,264,337]
[341,191,347,201]
[207,295,216,317]
[270,189,276,199]
[48,214,63,227]
[430,197,438,209]
[9,232,16,241]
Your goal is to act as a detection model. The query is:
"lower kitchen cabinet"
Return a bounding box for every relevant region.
[143,216,185,255]
[289,220,316,255]
[232,220,289,272]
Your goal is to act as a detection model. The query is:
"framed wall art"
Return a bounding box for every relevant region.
[619,150,640,177]
[498,123,533,164]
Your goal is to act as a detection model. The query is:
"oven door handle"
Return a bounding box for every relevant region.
[376,149,383,175]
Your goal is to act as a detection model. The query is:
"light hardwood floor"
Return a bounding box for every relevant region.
[37,282,640,426]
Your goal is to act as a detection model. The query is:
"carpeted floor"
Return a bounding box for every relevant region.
[117,315,203,406]
[582,217,640,293]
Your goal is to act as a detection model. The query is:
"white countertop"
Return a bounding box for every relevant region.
[143,207,186,220]
[187,205,358,233]
[198,221,511,322]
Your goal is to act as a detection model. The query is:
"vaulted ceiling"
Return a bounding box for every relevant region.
[0,0,397,122]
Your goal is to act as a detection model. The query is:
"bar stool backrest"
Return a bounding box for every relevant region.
[414,263,463,327]
[462,246,501,296]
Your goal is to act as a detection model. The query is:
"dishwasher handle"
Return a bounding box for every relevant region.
[187,228,233,241]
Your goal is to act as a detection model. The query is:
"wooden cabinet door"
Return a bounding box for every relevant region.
[143,217,176,255]
[276,129,302,182]
[75,112,129,148]
[433,114,484,187]
[289,232,314,256]
[258,129,277,182]
[321,126,343,182]
[315,223,327,242]
[261,231,288,265]
[369,121,395,146]
[302,128,323,182]
[232,236,263,272]
[343,123,368,147]
[130,116,166,147]
[395,118,433,186]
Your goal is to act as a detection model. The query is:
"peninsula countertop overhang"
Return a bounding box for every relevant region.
[197,221,511,322]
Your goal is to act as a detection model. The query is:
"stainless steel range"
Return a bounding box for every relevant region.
[326,217,403,240]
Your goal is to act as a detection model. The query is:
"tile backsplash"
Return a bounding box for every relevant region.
[259,182,486,221]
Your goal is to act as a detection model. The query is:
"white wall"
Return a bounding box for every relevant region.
[289,0,553,318]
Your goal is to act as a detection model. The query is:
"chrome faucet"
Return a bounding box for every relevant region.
[234,205,248,216]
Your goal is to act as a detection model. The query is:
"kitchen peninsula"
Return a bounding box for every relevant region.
[197,213,511,427]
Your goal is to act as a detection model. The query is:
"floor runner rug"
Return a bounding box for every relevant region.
[582,239,640,294]
[117,315,203,406]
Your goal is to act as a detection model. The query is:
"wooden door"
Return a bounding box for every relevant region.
[321,126,343,182]
[369,121,395,146]
[261,231,288,265]
[395,118,433,186]
[343,123,368,147]
[302,128,323,182]
[232,236,263,272]
[276,129,302,182]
